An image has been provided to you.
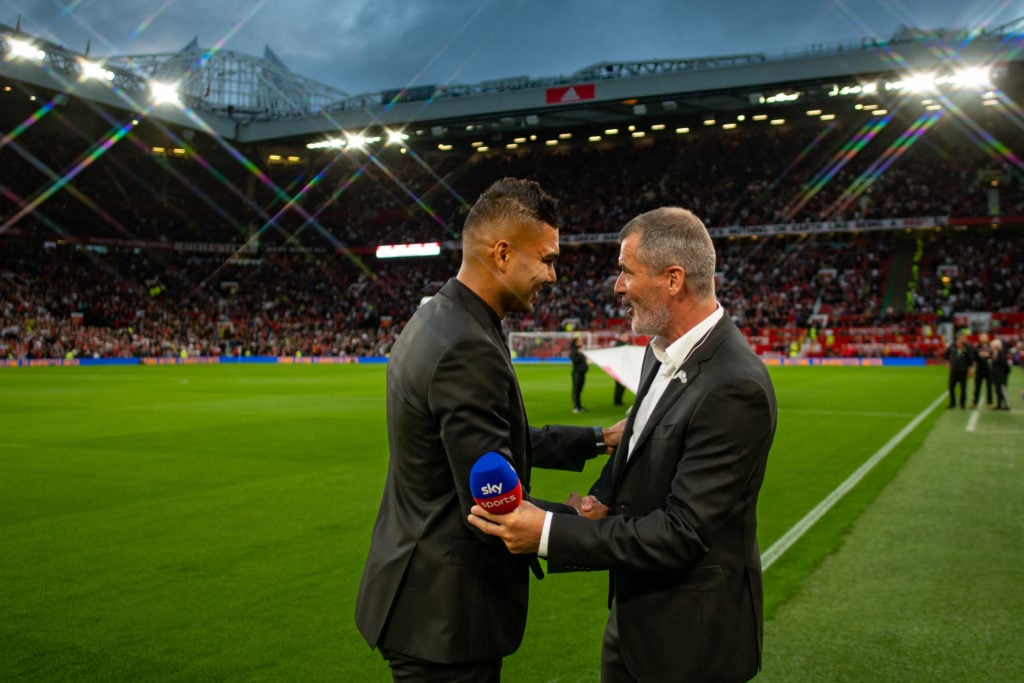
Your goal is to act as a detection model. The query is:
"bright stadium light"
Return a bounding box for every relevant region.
[8,37,45,61]
[952,66,991,89]
[150,81,182,106]
[306,137,346,150]
[385,132,409,147]
[887,72,936,93]
[345,132,367,149]
[78,58,114,82]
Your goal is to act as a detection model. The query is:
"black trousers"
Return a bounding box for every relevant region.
[972,369,992,405]
[948,372,967,407]
[601,600,638,683]
[572,370,587,410]
[380,648,501,683]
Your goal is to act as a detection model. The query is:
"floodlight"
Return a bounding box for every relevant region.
[150,81,182,106]
[78,58,114,82]
[8,37,45,61]
[386,129,409,145]
[345,133,367,149]
[902,73,937,93]
[952,67,991,89]
[305,137,345,150]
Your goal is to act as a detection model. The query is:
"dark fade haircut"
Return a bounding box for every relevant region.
[463,177,561,236]
[620,207,717,299]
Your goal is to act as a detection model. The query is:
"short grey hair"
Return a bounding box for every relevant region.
[619,207,717,299]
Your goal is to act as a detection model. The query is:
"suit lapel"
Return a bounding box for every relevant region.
[613,318,734,486]
[627,371,693,459]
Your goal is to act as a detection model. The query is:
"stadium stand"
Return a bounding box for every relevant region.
[2,26,1022,362]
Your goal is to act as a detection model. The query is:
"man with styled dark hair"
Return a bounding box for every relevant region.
[356,177,623,681]
[471,206,777,682]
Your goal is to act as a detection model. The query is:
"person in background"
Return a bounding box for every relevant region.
[570,335,589,413]
[355,177,624,682]
[970,332,992,410]
[946,332,972,409]
[989,337,1011,411]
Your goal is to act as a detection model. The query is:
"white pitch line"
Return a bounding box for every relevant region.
[966,410,979,433]
[761,392,947,571]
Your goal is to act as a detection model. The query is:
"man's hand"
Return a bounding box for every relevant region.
[602,418,627,454]
[565,492,609,520]
[467,500,546,554]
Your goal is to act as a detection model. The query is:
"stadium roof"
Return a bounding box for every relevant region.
[2,19,1022,146]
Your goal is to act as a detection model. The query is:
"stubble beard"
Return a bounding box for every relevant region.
[630,301,670,337]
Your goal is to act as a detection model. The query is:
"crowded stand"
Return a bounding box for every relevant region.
[2,83,1023,363]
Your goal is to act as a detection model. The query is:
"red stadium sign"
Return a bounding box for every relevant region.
[545,84,595,104]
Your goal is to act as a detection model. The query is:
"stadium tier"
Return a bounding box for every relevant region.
[1,24,1022,362]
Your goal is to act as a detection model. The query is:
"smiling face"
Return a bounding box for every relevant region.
[614,233,671,337]
[501,222,559,314]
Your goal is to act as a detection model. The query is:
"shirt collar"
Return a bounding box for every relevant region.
[651,304,724,377]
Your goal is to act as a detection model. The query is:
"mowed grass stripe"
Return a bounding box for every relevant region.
[761,392,948,570]
[759,374,1024,681]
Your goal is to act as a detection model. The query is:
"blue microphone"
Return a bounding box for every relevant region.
[469,452,523,514]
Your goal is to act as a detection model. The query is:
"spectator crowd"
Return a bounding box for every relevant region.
[2,87,1022,361]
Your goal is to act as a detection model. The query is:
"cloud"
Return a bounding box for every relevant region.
[3,0,1014,95]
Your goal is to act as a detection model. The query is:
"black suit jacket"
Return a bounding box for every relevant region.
[548,316,777,681]
[355,278,597,663]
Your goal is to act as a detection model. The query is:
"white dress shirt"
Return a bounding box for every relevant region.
[538,304,724,557]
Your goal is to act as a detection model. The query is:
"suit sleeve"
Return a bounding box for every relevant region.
[547,375,774,572]
[428,336,519,525]
[529,425,598,471]
[527,425,599,513]
[428,338,584,521]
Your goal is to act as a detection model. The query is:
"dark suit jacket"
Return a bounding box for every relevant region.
[548,316,777,682]
[355,278,597,664]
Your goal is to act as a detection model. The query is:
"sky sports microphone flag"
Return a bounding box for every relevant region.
[470,451,522,514]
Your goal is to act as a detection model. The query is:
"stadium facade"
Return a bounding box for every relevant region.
[2,19,1022,146]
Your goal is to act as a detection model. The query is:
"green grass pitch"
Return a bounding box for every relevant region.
[0,363,988,680]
